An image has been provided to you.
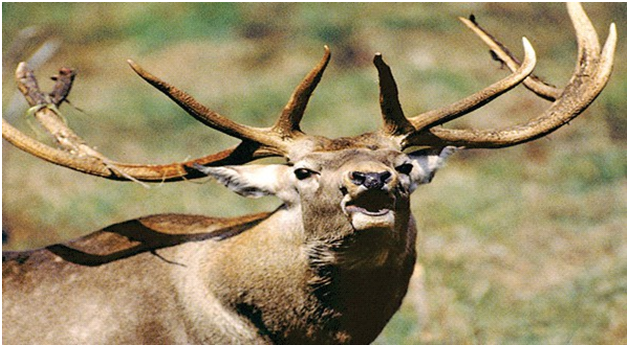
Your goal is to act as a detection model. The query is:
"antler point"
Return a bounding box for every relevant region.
[373,53,385,66]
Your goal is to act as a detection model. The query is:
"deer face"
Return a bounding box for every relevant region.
[197,146,455,238]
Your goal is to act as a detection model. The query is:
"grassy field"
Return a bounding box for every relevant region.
[3,3,626,344]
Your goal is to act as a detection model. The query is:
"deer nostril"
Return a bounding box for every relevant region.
[380,171,392,183]
[350,171,366,186]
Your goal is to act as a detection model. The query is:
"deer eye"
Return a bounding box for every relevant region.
[294,168,315,180]
[396,163,413,175]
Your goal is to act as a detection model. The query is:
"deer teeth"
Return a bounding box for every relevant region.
[341,192,396,230]
[344,205,391,217]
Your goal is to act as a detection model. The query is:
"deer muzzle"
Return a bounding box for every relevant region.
[341,169,397,230]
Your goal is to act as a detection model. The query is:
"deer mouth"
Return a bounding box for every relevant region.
[341,191,396,230]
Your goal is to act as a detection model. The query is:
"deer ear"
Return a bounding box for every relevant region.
[407,146,457,188]
[194,164,294,200]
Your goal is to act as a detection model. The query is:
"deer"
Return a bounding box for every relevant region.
[2,3,616,345]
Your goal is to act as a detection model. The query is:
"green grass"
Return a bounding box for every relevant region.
[3,3,626,344]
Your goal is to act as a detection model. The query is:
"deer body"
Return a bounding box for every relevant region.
[3,147,432,344]
[2,3,615,345]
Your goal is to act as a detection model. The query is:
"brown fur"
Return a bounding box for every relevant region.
[3,147,437,344]
[3,211,416,344]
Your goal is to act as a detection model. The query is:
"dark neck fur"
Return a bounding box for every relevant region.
[305,227,417,343]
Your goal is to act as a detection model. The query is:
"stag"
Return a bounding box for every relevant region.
[2,3,615,344]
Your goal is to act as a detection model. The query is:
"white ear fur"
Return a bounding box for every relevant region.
[408,146,457,190]
[194,164,296,202]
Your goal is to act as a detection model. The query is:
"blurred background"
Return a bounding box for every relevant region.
[2,3,626,344]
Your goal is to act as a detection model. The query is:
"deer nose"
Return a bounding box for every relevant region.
[350,170,392,190]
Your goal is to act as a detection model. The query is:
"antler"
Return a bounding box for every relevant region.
[3,3,616,182]
[2,47,331,182]
[379,3,616,150]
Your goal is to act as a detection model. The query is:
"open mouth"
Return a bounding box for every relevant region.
[344,193,393,216]
[341,191,396,229]
[344,205,391,216]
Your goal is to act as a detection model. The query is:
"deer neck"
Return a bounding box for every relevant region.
[302,206,417,343]
[302,192,414,266]
[196,204,416,343]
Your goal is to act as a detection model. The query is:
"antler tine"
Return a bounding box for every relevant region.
[272,46,331,139]
[127,60,286,155]
[458,15,562,101]
[405,2,616,149]
[373,53,415,137]
[4,48,341,182]
[3,62,283,183]
[2,117,268,182]
[130,48,334,155]
[408,37,536,133]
